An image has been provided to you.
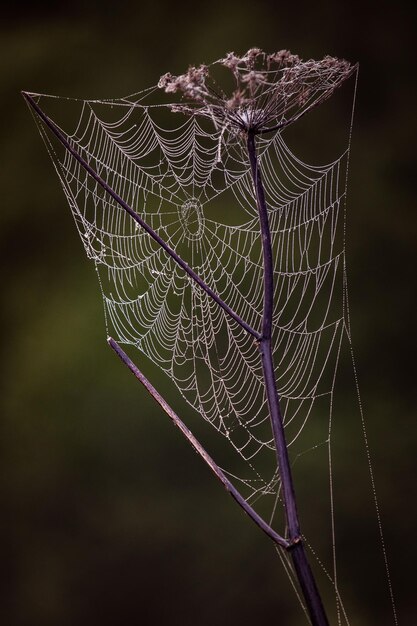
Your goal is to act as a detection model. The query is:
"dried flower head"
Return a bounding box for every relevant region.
[158,48,356,135]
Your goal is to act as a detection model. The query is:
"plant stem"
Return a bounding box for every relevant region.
[247,130,329,626]
[108,336,289,549]
[22,92,260,342]
[26,88,330,623]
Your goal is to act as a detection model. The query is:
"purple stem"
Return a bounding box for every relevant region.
[247,130,329,626]
[108,336,289,549]
[24,88,330,623]
[22,91,260,342]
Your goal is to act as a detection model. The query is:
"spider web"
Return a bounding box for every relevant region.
[25,50,401,622]
[29,85,349,507]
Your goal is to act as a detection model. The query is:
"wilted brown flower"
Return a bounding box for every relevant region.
[158,48,356,136]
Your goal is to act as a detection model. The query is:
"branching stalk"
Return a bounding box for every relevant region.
[24,89,331,624]
[247,130,329,626]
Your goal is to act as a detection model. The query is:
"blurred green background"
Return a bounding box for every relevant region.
[1,1,415,624]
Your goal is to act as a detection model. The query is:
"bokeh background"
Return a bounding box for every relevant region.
[1,1,415,625]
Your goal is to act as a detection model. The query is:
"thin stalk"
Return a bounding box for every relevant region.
[247,130,329,626]
[25,89,330,623]
[22,91,260,342]
[108,336,289,549]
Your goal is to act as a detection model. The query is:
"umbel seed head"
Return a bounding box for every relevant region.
[158,48,356,135]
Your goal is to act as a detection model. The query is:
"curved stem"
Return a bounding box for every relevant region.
[26,87,331,623]
[247,130,329,626]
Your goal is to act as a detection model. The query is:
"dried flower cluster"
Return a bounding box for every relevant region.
[158,48,355,135]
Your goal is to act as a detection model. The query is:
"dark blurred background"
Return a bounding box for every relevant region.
[1,1,415,625]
